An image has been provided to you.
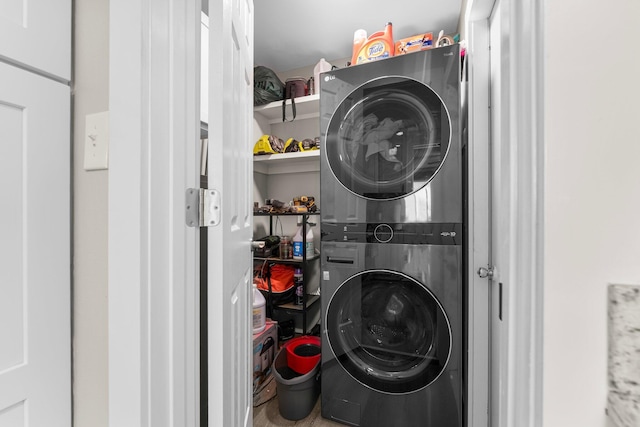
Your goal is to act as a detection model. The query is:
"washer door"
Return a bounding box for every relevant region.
[326,270,451,394]
[325,76,451,200]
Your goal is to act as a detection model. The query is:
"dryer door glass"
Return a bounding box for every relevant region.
[326,270,451,394]
[325,76,451,200]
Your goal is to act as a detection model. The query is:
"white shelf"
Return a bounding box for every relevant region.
[253,94,320,124]
[253,150,320,175]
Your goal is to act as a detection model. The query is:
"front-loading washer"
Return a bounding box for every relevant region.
[320,44,461,224]
[320,223,463,427]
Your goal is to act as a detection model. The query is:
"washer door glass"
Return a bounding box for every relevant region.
[326,76,451,200]
[326,270,451,394]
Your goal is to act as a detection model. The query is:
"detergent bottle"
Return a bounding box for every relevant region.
[353,22,394,65]
[252,283,266,334]
[351,29,368,65]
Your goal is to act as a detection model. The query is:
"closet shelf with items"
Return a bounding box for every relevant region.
[253,64,321,335]
[253,92,321,174]
[253,212,320,335]
[254,93,320,124]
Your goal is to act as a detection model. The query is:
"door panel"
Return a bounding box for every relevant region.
[207,0,254,426]
[0,62,70,426]
[0,0,70,80]
[0,103,24,374]
[489,1,510,426]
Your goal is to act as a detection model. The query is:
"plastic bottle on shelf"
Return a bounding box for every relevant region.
[352,22,395,65]
[313,58,332,94]
[292,224,304,260]
[305,224,314,259]
[294,268,304,305]
[252,283,266,334]
[351,29,367,65]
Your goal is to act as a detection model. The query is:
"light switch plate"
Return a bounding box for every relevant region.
[83,111,109,170]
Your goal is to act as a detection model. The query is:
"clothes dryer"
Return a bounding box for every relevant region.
[320,225,463,426]
[320,45,461,224]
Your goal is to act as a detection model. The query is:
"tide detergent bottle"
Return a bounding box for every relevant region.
[351,22,394,65]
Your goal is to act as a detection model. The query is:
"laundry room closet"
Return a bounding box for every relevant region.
[250,60,333,425]
[250,59,340,426]
[252,67,329,335]
[249,8,356,337]
[251,30,466,427]
[249,1,470,425]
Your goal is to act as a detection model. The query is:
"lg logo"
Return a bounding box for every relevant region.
[324,74,336,82]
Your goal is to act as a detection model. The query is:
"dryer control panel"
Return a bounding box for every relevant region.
[321,222,462,245]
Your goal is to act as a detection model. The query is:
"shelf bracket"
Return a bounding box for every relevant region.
[185,188,220,227]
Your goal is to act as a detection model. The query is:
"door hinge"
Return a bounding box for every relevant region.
[477,265,496,280]
[185,188,220,227]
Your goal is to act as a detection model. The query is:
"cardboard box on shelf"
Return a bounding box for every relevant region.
[395,32,434,55]
[253,319,278,406]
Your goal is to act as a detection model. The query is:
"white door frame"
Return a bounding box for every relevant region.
[108,0,200,426]
[465,0,544,425]
[465,7,491,426]
[501,1,545,423]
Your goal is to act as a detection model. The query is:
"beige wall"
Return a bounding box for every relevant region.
[72,0,109,426]
[544,0,640,425]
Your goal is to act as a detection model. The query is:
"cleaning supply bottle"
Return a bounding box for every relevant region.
[305,223,314,258]
[351,29,368,66]
[252,283,266,334]
[313,58,332,94]
[292,224,304,260]
[353,22,395,65]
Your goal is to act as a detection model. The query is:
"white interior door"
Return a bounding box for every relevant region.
[206,1,254,426]
[467,0,544,425]
[0,61,70,426]
[488,1,513,425]
[486,0,545,423]
[0,0,70,80]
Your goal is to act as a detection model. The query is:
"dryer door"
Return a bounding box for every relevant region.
[326,269,451,394]
[325,76,451,200]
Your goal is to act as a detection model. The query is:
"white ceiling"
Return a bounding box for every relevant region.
[254,0,465,72]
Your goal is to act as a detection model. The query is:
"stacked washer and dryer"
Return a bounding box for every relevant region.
[319,44,464,426]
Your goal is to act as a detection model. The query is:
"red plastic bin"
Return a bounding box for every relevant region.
[285,335,321,375]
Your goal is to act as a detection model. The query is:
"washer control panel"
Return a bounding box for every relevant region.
[321,222,462,245]
[373,224,394,243]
